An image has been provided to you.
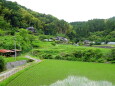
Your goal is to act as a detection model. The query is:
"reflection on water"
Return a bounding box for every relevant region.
[48,76,114,86]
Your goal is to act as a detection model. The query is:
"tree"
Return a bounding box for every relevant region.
[0,56,5,72]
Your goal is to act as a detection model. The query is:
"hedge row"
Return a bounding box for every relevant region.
[40,49,115,63]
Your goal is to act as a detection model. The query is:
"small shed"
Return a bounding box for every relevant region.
[0,49,21,57]
[0,49,14,57]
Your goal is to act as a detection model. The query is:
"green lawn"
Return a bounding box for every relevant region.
[6,60,115,86]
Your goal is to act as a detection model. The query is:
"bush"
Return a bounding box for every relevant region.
[73,50,84,58]
[39,35,47,41]
[89,43,94,46]
[32,49,40,56]
[78,42,84,46]
[27,59,34,63]
[96,58,107,63]
[65,54,76,61]
[42,54,53,59]
[83,49,102,62]
[107,49,115,62]
[72,49,103,62]
[110,60,115,64]
[32,41,39,48]
[51,42,56,46]
[111,49,115,60]
[0,56,5,72]
[55,55,62,60]
[94,42,101,45]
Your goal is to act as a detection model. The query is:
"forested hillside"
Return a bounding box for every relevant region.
[0,0,72,35]
[0,0,115,44]
[70,18,115,42]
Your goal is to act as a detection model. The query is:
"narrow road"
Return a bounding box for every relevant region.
[0,55,42,82]
[25,55,42,62]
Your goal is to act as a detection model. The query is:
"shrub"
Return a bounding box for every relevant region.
[96,58,104,63]
[27,59,34,63]
[42,54,53,59]
[73,50,84,60]
[89,43,94,46]
[110,60,115,64]
[111,49,115,60]
[67,56,77,61]
[83,49,102,62]
[88,57,96,62]
[0,56,5,72]
[51,42,56,46]
[107,49,115,62]
[32,49,40,56]
[55,55,62,60]
[78,42,84,46]
[39,35,47,41]
[72,49,103,62]
[63,53,76,61]
[94,42,101,45]
[32,41,39,48]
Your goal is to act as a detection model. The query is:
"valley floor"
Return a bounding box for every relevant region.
[6,60,115,86]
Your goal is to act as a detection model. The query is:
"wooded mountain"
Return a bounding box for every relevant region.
[0,0,115,43]
[70,18,115,42]
[0,0,72,35]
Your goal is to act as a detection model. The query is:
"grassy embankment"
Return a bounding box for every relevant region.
[3,54,29,63]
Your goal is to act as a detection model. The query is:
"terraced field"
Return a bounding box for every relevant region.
[6,60,115,86]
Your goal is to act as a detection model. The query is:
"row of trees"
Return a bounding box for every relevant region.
[0,29,37,51]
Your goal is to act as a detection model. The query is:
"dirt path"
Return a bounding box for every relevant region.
[0,55,42,82]
[25,55,42,62]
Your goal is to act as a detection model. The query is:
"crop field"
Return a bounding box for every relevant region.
[6,60,115,86]
[32,42,111,57]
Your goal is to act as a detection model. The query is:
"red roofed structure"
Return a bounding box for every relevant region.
[0,49,21,57]
[0,49,14,53]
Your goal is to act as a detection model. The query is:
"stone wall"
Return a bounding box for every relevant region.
[6,60,27,69]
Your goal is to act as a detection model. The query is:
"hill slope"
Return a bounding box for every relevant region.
[0,0,72,35]
[70,18,115,42]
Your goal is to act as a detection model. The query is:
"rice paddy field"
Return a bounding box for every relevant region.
[6,60,115,86]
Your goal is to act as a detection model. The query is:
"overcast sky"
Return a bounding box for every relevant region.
[9,0,115,22]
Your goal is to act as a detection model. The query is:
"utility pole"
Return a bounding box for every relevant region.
[14,33,17,60]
